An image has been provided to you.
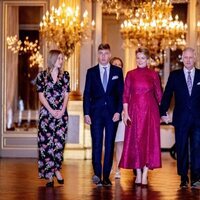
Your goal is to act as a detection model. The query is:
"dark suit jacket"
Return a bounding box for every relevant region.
[83,64,124,118]
[160,68,200,127]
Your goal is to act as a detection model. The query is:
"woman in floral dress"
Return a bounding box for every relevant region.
[36,49,70,187]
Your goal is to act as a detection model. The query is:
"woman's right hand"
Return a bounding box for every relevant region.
[49,109,58,118]
[123,113,131,126]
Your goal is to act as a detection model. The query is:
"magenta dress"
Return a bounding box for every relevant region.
[119,67,162,169]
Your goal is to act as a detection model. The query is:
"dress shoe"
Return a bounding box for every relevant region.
[135,174,142,186]
[56,178,64,184]
[55,171,64,184]
[135,182,141,186]
[103,178,112,186]
[180,180,188,189]
[141,176,148,186]
[96,180,103,187]
[46,181,54,187]
[115,171,121,179]
[180,176,189,189]
[141,180,148,186]
[141,173,148,186]
[191,180,200,188]
[135,178,142,186]
[92,175,101,184]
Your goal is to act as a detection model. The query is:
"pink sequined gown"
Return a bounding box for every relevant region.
[119,67,162,169]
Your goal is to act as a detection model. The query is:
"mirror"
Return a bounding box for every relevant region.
[3,1,47,132]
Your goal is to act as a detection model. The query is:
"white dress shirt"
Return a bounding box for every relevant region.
[99,63,110,84]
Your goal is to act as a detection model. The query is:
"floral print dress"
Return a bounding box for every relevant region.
[36,70,70,179]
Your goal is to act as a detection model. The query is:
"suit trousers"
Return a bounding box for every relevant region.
[175,114,200,182]
[90,106,118,179]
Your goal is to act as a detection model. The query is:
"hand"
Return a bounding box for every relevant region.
[161,113,170,124]
[55,110,64,119]
[123,113,131,126]
[84,115,92,125]
[112,113,120,122]
[50,109,59,118]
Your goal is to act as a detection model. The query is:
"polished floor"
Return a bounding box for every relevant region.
[0,153,199,200]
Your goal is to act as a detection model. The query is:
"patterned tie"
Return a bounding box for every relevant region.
[103,67,108,91]
[187,71,192,95]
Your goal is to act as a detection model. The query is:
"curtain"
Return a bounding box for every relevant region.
[6,6,19,128]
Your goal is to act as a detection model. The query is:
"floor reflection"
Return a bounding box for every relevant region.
[0,153,200,200]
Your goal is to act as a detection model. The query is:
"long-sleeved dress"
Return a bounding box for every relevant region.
[119,67,162,169]
[36,70,70,179]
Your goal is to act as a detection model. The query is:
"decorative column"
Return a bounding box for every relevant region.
[196,0,200,68]
[124,39,136,76]
[92,2,102,65]
[80,0,93,94]
[187,0,197,48]
[197,22,200,68]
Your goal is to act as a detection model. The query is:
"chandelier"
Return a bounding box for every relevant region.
[93,0,143,19]
[40,3,95,59]
[120,0,187,61]
[7,35,43,68]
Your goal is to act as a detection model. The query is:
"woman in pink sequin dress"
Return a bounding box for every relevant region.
[119,48,162,185]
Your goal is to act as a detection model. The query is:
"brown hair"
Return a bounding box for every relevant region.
[47,49,63,74]
[110,57,124,68]
[135,47,150,59]
[98,43,111,51]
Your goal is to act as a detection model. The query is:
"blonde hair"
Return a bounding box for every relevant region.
[135,47,150,59]
[47,49,63,74]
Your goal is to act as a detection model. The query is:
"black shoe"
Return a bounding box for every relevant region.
[57,178,64,184]
[46,181,54,187]
[169,144,177,160]
[55,171,64,184]
[180,180,188,189]
[96,180,103,187]
[103,178,112,186]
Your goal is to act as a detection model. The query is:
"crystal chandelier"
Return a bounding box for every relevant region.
[7,35,43,68]
[40,3,95,59]
[120,0,187,60]
[94,0,143,19]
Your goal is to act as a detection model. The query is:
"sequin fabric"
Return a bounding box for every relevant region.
[119,67,162,169]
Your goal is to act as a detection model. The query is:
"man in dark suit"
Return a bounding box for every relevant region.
[83,43,124,186]
[160,47,200,189]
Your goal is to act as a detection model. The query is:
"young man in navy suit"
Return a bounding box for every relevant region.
[160,47,200,189]
[83,43,124,186]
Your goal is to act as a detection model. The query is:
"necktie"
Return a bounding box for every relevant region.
[187,71,192,95]
[103,67,108,91]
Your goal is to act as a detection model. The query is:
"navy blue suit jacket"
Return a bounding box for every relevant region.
[83,64,124,119]
[160,68,200,127]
